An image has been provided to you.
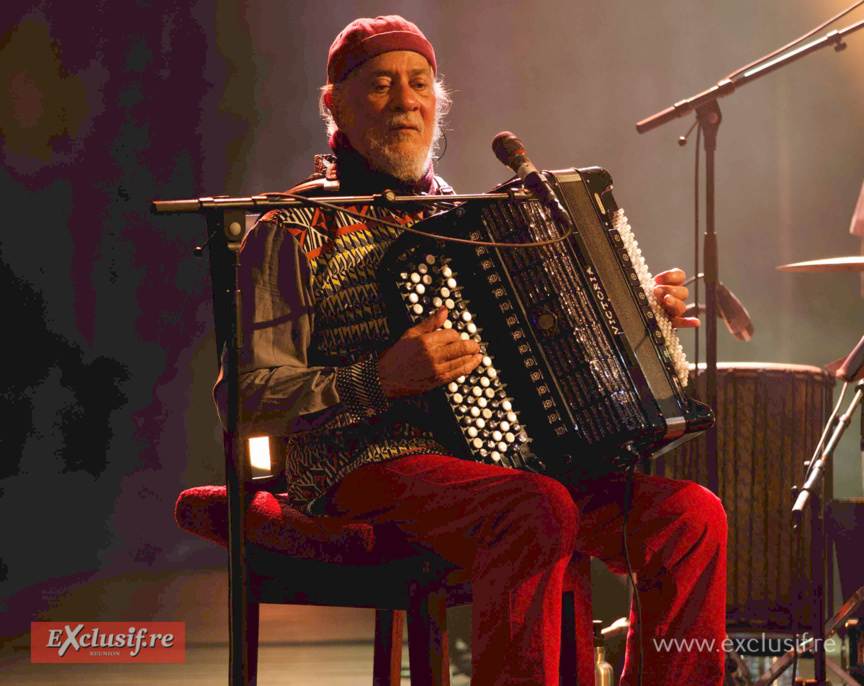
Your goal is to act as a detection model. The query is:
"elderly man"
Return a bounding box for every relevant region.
[220,15,727,686]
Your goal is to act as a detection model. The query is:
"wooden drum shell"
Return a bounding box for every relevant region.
[660,362,835,632]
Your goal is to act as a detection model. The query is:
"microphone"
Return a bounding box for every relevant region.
[491,132,570,225]
[716,282,754,342]
[682,277,754,341]
[837,334,864,382]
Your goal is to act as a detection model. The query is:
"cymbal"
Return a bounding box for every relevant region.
[777,256,864,272]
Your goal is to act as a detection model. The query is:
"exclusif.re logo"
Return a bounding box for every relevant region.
[31,622,185,664]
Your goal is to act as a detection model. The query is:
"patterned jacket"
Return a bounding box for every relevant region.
[216,151,456,513]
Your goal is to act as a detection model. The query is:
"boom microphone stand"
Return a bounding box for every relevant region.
[636,14,864,686]
[636,16,864,500]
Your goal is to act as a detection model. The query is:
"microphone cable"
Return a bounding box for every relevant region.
[262,191,575,250]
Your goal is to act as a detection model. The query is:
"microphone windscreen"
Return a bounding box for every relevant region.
[492,131,525,169]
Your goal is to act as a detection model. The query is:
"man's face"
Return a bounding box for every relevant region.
[332,50,438,182]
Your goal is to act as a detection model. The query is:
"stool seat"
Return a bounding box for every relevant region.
[176,485,415,564]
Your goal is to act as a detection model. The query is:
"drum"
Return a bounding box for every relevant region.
[660,362,836,632]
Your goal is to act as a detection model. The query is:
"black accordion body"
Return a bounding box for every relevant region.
[378,167,713,480]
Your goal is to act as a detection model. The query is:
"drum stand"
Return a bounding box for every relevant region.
[753,378,864,686]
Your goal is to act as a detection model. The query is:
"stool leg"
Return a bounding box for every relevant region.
[373,609,405,686]
[246,600,260,686]
[408,588,449,686]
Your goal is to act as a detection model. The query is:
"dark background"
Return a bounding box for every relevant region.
[2,0,863,652]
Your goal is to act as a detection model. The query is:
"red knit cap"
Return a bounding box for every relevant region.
[327,15,436,84]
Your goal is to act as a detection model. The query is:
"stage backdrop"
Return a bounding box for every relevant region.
[2,0,863,648]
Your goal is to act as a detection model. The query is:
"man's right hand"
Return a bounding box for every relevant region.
[378,306,483,399]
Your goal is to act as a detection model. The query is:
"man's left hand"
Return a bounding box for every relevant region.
[654,268,700,329]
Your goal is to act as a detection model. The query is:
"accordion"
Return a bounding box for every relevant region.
[378,167,713,480]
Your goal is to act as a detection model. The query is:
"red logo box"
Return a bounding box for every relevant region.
[31,622,185,663]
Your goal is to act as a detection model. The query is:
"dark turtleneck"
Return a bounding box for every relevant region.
[329,130,438,196]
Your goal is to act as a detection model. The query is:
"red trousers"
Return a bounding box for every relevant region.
[322,454,727,686]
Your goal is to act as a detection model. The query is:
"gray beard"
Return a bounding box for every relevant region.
[363,132,432,182]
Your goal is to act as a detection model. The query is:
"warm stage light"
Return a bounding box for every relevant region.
[248,436,271,471]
